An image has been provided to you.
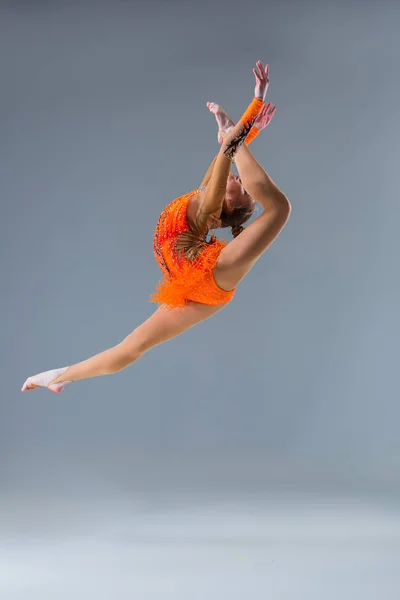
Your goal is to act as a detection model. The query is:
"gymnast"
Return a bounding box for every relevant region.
[22,60,291,393]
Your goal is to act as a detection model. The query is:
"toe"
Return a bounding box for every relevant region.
[22,383,39,391]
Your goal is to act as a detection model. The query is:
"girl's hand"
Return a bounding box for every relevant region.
[253,102,276,130]
[253,60,270,101]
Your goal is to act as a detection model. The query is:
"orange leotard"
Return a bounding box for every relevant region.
[150,188,234,308]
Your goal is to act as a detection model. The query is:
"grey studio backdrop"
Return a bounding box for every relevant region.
[1,1,400,598]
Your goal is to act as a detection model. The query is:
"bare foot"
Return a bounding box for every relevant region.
[21,367,70,394]
[207,102,235,143]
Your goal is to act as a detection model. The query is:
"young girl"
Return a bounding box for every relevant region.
[22,60,290,394]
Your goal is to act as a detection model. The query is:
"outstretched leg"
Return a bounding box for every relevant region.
[21,301,226,392]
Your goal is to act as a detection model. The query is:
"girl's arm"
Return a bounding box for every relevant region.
[200,156,218,188]
[196,97,264,230]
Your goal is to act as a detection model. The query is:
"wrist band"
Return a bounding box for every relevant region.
[239,97,264,128]
[245,125,260,145]
[222,98,264,161]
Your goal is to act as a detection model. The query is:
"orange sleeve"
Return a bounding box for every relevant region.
[239,97,263,145]
[245,125,260,145]
[239,97,264,128]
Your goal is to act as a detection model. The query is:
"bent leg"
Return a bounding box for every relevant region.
[213,202,290,291]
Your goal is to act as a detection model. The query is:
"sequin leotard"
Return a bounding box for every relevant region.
[150,187,234,308]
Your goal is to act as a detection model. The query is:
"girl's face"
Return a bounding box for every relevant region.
[206,173,253,230]
[224,172,248,211]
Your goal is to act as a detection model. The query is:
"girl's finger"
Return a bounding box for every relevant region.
[265,63,269,79]
[253,68,261,80]
[256,61,264,76]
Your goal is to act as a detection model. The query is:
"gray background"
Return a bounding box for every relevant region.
[1,0,400,598]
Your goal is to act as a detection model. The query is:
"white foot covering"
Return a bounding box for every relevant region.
[206,102,235,142]
[21,367,70,393]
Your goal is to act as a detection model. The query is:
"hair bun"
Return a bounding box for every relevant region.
[231,225,244,238]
